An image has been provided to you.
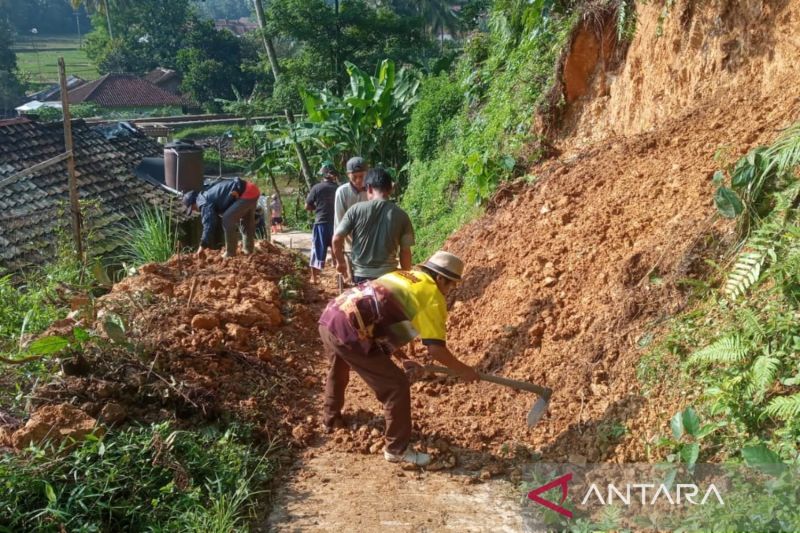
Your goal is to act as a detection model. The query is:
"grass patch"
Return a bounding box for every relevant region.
[14,35,99,83]
[113,204,181,269]
[0,422,278,532]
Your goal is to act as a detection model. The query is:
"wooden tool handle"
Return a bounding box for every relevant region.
[424,365,552,399]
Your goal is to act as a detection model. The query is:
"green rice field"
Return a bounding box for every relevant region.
[13,35,100,84]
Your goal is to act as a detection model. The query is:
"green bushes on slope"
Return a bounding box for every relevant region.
[639,124,800,464]
[402,4,575,260]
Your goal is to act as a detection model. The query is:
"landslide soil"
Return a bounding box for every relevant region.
[399,0,800,465]
[420,89,800,462]
[6,242,327,450]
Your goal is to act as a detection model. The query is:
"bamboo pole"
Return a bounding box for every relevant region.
[58,57,84,262]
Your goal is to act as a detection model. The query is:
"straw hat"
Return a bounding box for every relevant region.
[422,251,464,281]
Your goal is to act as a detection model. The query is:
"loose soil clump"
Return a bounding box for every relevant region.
[16,242,324,448]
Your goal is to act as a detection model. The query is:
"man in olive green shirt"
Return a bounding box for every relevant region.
[332,168,414,283]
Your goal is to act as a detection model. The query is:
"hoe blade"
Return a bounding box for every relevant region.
[526,396,549,428]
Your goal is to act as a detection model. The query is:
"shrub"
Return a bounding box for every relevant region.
[402,6,575,260]
[406,73,463,162]
[114,204,180,268]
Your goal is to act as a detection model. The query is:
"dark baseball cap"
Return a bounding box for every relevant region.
[182,190,199,215]
[346,157,367,173]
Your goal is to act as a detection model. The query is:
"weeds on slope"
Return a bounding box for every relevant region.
[402,3,575,260]
[639,122,800,465]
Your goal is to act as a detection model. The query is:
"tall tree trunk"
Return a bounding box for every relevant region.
[252,0,315,191]
[102,0,113,39]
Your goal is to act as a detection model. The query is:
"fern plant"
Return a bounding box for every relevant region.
[713,122,800,236]
[690,334,749,365]
[765,394,800,420]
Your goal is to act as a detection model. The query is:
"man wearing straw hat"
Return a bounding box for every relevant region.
[318,250,479,466]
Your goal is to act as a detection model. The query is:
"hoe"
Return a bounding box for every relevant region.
[424,365,552,428]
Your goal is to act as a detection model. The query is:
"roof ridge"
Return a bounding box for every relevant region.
[81,72,111,102]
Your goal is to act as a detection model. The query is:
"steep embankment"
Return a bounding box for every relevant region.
[410,0,800,461]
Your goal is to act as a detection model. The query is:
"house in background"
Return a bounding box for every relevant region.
[214,18,258,36]
[67,73,185,117]
[0,117,194,274]
[28,75,87,102]
[144,67,182,96]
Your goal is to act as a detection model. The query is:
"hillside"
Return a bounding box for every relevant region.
[422,0,800,459]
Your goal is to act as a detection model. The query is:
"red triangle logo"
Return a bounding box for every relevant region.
[527,472,573,518]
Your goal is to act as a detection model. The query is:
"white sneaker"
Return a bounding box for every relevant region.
[384,447,431,467]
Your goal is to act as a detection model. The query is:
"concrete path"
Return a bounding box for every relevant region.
[271,230,313,257]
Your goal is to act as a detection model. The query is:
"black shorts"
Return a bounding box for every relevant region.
[271,217,283,224]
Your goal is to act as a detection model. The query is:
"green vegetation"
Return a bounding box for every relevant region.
[296,59,421,186]
[0,422,277,532]
[173,124,247,141]
[639,123,800,464]
[3,0,91,36]
[402,1,575,259]
[1,18,25,116]
[113,204,181,269]
[0,242,87,354]
[264,0,437,109]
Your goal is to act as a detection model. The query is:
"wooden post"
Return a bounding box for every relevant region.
[58,57,83,262]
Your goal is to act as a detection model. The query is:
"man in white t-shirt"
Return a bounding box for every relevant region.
[333,156,369,282]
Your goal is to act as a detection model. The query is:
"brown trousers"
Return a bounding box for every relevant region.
[319,325,411,455]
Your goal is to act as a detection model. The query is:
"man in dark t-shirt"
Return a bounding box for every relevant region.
[306,162,340,283]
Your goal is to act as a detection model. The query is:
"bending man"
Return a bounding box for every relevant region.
[319,251,479,466]
[183,177,260,257]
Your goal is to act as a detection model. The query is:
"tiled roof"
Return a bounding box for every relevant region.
[67,74,183,108]
[0,118,189,274]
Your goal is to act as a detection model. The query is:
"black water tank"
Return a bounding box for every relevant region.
[164,139,204,192]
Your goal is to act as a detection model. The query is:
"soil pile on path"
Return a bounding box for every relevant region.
[404,1,800,462]
[28,242,324,445]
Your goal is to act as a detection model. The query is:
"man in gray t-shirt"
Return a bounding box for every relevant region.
[332,168,414,282]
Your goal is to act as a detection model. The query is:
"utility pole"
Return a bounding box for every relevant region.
[252,0,315,190]
[75,10,82,49]
[58,58,84,262]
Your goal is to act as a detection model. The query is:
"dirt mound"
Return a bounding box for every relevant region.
[32,243,325,445]
[11,404,101,449]
[400,2,800,462]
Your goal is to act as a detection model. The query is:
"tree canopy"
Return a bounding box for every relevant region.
[2,0,91,35]
[0,18,24,117]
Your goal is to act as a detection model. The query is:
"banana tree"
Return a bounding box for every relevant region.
[294,59,421,190]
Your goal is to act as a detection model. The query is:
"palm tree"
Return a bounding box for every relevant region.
[70,0,114,39]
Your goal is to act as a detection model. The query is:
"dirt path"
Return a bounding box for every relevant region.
[266,271,532,532]
[268,451,526,532]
